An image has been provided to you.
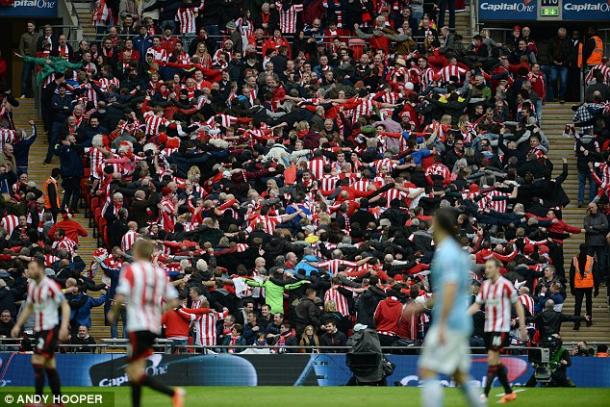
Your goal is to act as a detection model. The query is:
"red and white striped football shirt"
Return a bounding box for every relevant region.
[121,230,138,252]
[116,261,179,334]
[1,214,19,237]
[144,112,169,137]
[476,276,518,332]
[175,6,199,34]
[275,1,303,34]
[193,309,229,346]
[324,286,350,316]
[26,276,65,332]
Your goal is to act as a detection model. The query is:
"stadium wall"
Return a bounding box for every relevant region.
[0,353,609,387]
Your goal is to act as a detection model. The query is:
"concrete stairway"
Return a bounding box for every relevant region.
[440,7,473,44]
[72,1,96,41]
[12,98,113,341]
[543,103,610,344]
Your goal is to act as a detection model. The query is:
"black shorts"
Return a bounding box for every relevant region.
[33,327,59,358]
[127,331,157,362]
[484,332,509,352]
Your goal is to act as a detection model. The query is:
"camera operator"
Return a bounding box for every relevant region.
[526,334,574,387]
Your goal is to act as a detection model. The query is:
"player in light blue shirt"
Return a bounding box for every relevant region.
[430,235,473,336]
[416,207,483,407]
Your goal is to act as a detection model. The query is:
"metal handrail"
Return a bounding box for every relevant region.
[0,337,547,353]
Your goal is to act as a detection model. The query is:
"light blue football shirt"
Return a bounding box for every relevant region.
[430,237,473,334]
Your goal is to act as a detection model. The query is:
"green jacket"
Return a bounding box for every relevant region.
[245,278,309,314]
[23,55,82,86]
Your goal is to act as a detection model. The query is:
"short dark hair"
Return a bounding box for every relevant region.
[434,207,459,240]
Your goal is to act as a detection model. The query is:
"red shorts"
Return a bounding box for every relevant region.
[127,331,157,362]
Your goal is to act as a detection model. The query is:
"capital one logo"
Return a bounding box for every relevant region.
[564,0,610,12]
[13,0,56,8]
[480,0,535,13]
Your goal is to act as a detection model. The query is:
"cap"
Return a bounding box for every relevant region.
[379,218,392,227]
[513,25,521,32]
[226,21,237,30]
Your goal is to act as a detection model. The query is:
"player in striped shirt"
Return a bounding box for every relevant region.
[11,257,70,401]
[109,239,184,407]
[468,258,527,403]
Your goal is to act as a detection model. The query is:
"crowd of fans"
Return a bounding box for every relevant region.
[0,0,609,354]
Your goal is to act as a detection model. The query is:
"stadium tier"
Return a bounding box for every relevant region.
[0,0,609,405]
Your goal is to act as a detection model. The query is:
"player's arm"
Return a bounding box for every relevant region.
[59,298,70,341]
[437,281,457,344]
[468,288,484,315]
[513,299,528,341]
[10,302,33,337]
[467,302,481,315]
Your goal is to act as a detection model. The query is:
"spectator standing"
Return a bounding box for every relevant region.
[569,244,596,330]
[548,27,572,103]
[373,286,403,347]
[294,287,322,336]
[532,299,585,338]
[437,0,456,31]
[18,21,39,98]
[54,134,84,214]
[583,202,608,289]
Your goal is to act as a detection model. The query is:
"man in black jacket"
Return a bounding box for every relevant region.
[547,27,572,103]
[355,276,386,328]
[294,287,321,336]
[532,299,585,338]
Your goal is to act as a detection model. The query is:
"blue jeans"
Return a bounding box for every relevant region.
[21,60,35,97]
[550,65,568,100]
[578,170,597,203]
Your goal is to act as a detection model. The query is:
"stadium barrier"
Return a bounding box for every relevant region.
[1,349,609,387]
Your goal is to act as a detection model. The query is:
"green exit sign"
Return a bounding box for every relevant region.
[540,6,559,16]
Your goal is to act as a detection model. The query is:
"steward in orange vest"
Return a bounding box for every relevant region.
[571,255,594,289]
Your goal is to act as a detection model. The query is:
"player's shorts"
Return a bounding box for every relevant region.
[127,331,157,362]
[33,327,59,358]
[418,325,471,375]
[484,331,509,352]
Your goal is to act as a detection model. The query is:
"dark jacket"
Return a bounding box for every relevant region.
[548,36,572,65]
[55,143,84,178]
[356,286,387,328]
[69,335,96,353]
[320,330,347,352]
[584,212,608,247]
[294,297,321,333]
[532,309,582,338]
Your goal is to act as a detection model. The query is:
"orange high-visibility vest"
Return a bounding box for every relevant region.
[43,177,60,209]
[573,256,594,289]
[585,36,604,67]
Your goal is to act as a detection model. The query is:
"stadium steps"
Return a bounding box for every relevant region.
[12,98,114,341]
[439,7,473,44]
[72,1,96,41]
[543,103,610,344]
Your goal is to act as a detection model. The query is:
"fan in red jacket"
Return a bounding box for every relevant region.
[47,210,88,244]
[161,306,200,353]
[373,287,404,346]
